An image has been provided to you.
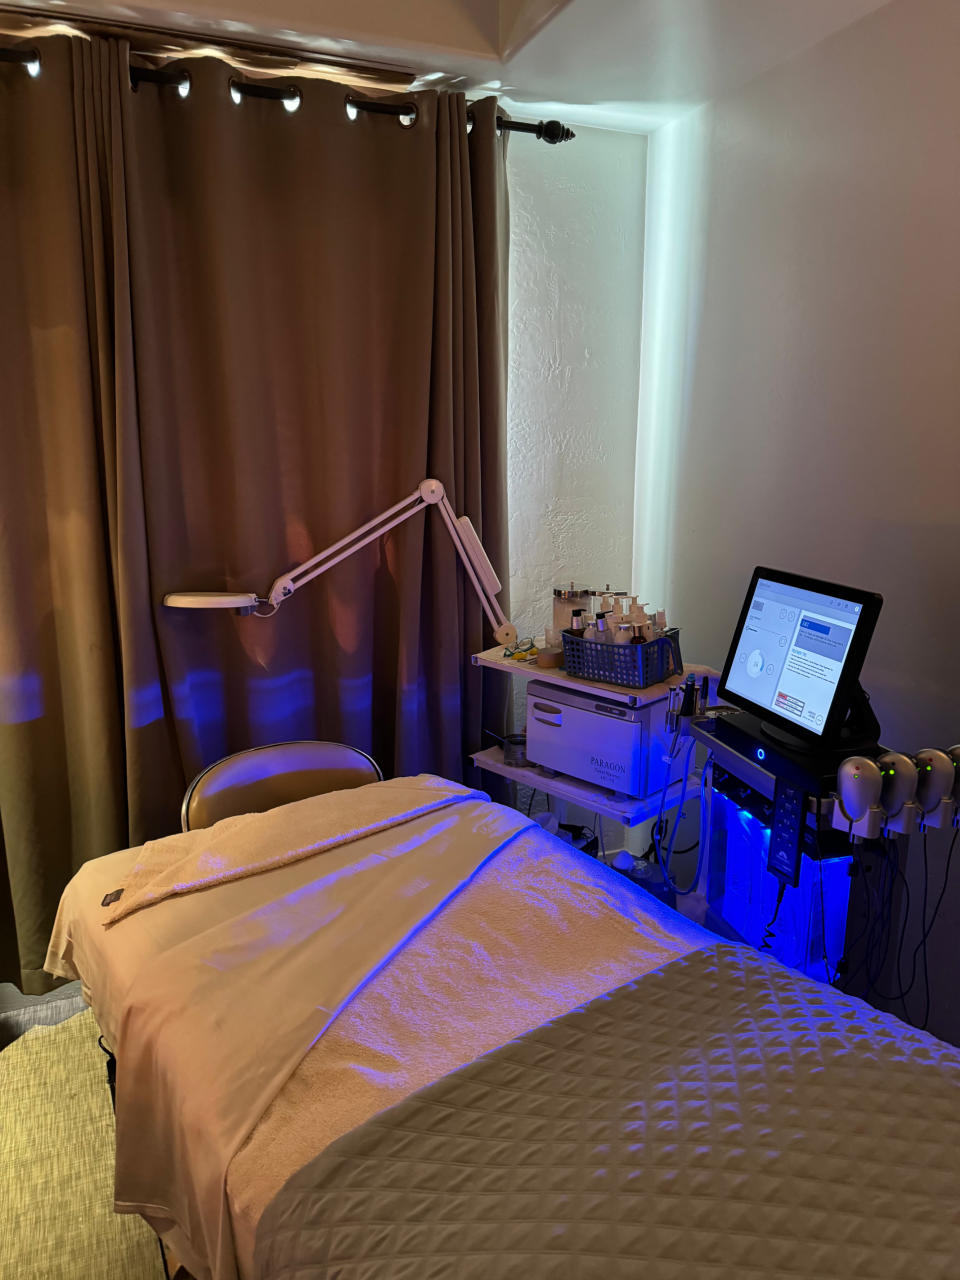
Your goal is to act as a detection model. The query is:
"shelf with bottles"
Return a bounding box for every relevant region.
[471,641,716,709]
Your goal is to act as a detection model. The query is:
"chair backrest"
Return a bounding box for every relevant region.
[181,740,383,832]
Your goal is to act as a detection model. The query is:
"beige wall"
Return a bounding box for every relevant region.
[637,0,960,751]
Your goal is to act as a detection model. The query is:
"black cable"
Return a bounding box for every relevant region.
[864,846,894,997]
[873,846,900,993]
[838,844,896,997]
[813,797,836,985]
[760,880,787,951]
[918,834,932,1028]
[843,851,884,996]
[526,787,537,817]
[890,855,911,1024]
[859,843,899,1000]
[817,856,835,985]
[837,853,874,990]
[671,839,700,856]
[892,854,913,1022]
[650,816,699,859]
[867,856,914,1012]
[867,830,957,1022]
[918,829,956,1030]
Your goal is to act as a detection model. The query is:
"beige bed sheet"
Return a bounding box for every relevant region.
[48,824,711,1280]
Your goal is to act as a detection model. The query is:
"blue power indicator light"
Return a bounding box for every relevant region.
[756,748,766,762]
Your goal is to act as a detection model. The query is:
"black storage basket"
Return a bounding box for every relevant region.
[560,627,682,689]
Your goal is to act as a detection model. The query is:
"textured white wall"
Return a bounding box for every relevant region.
[506,126,647,644]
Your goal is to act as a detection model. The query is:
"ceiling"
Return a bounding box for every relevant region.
[4,0,894,130]
[495,0,894,131]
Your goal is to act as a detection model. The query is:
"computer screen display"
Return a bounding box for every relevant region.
[721,573,875,738]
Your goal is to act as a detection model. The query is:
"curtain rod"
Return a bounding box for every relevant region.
[343,96,575,143]
[1,37,576,142]
[128,63,575,142]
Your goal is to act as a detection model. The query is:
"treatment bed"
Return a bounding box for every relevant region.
[46,775,960,1280]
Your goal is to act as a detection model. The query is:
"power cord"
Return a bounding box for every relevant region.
[813,796,836,984]
[842,829,956,1029]
[867,844,897,989]
[843,844,896,1000]
[761,880,787,951]
[912,829,956,1029]
[817,858,835,985]
[914,833,931,1024]
[644,821,697,858]
[862,845,913,1014]
[837,858,875,990]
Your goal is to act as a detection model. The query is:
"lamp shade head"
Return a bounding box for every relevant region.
[164,592,259,610]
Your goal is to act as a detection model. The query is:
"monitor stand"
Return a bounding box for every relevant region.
[707,683,883,794]
[759,682,881,757]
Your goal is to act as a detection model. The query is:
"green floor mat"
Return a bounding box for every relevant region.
[0,1008,164,1279]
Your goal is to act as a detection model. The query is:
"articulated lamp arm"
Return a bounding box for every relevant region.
[164,479,518,649]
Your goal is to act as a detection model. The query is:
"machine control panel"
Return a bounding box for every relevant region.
[768,778,807,888]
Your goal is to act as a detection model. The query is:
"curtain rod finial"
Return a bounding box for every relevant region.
[540,120,575,144]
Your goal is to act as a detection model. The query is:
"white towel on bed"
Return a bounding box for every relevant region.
[106,776,534,1280]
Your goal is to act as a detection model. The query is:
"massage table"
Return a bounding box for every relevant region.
[46,776,960,1280]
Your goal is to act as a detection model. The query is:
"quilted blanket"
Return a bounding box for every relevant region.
[255,943,960,1280]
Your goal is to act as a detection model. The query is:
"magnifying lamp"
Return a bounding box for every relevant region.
[164,591,260,611]
[163,479,518,648]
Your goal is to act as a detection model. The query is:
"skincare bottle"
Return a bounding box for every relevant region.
[553,584,593,636]
[569,609,585,633]
[583,615,598,641]
[595,614,613,643]
[614,623,633,644]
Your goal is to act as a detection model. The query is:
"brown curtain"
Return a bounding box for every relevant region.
[1,36,128,992]
[0,33,509,990]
